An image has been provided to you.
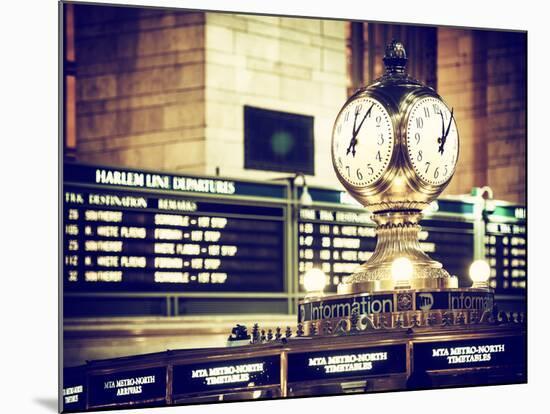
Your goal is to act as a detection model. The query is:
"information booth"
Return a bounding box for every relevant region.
[62,163,526,411]
[63,320,525,412]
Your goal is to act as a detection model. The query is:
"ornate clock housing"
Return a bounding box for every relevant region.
[332,40,461,294]
[331,43,459,212]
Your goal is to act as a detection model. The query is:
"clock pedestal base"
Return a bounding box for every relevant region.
[338,210,457,295]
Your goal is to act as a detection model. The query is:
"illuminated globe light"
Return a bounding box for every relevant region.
[469,259,491,287]
[303,268,327,297]
[391,257,414,288]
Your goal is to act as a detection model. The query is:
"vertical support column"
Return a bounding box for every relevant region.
[285,180,295,315]
[63,2,77,159]
[407,341,413,379]
[291,182,300,314]
[350,22,364,91]
[166,365,173,405]
[472,187,491,262]
[472,31,488,188]
[367,23,376,83]
[424,27,438,90]
[280,351,288,397]
[173,297,179,317]
[473,199,486,261]
[85,369,91,411]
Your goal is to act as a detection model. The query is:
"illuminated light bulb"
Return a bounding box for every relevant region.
[469,259,491,287]
[391,257,413,288]
[303,268,327,296]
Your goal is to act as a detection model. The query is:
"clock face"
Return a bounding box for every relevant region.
[332,96,394,188]
[406,96,459,186]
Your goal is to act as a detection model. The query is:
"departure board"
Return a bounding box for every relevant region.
[63,164,286,293]
[63,163,525,317]
[485,205,527,293]
[297,207,375,292]
[297,190,475,292]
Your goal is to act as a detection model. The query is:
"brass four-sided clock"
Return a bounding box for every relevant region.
[331,40,460,294]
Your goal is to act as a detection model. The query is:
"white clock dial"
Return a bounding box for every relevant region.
[406,96,459,186]
[332,97,394,187]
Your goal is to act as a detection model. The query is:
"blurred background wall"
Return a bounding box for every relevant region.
[64,4,526,203]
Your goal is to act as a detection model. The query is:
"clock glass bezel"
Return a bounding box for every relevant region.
[331,91,399,196]
[401,92,460,193]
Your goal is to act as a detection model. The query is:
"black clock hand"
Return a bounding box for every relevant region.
[444,108,454,138]
[437,111,445,154]
[346,109,360,156]
[353,105,361,135]
[437,111,445,139]
[438,108,454,154]
[349,103,375,156]
[355,103,375,137]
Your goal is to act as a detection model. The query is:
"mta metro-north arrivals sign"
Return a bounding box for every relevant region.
[88,366,167,408]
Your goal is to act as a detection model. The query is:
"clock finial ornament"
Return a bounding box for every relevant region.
[383,40,407,74]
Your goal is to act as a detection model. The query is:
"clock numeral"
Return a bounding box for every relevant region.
[423,107,430,118]
[344,111,350,122]
[356,169,363,180]
[377,133,384,145]
[415,132,421,144]
[336,124,342,134]
[434,167,439,179]
[424,161,431,174]
[433,104,440,114]
[366,163,374,175]
[355,104,362,115]
[345,166,350,177]
[417,150,423,162]
[337,157,343,168]
[416,117,424,128]
[444,164,448,176]
[376,151,382,162]
[376,115,382,127]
